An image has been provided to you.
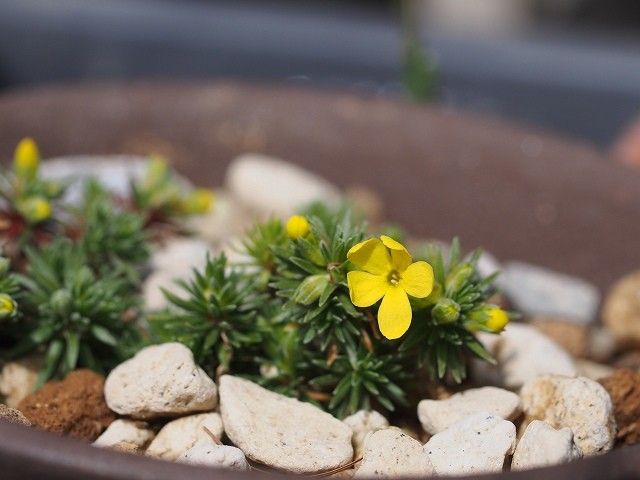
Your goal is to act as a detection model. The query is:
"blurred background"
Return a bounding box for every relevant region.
[1,0,640,153]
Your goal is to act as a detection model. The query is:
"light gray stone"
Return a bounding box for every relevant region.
[520,375,616,455]
[499,262,600,325]
[180,442,249,470]
[587,327,618,363]
[418,386,521,434]
[150,238,212,272]
[343,410,389,460]
[93,420,155,449]
[425,412,516,475]
[41,156,192,205]
[146,413,224,461]
[475,323,577,389]
[186,191,254,246]
[105,343,217,419]
[354,428,433,478]
[512,420,582,471]
[219,375,353,473]
[575,359,615,382]
[144,238,213,311]
[225,154,340,217]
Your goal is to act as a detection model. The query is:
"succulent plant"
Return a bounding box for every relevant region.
[75,180,149,283]
[149,253,267,377]
[7,239,141,387]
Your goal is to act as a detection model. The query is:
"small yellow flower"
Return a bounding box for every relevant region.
[13,137,40,180]
[18,196,52,223]
[182,188,215,214]
[347,235,434,340]
[0,293,17,319]
[286,215,310,239]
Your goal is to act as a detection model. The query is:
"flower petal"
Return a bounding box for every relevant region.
[347,238,391,275]
[377,286,412,340]
[347,271,389,307]
[399,261,434,299]
[380,235,412,272]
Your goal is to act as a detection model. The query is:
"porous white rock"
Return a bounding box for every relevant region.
[354,428,433,478]
[602,270,640,346]
[512,420,582,470]
[180,442,249,471]
[104,343,217,419]
[424,412,516,475]
[520,375,616,455]
[498,262,599,325]
[93,420,155,449]
[475,323,577,389]
[0,356,40,408]
[418,386,521,434]
[225,154,340,217]
[219,375,353,473]
[146,413,224,461]
[343,410,389,459]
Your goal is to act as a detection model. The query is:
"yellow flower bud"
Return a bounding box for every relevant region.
[18,196,52,223]
[286,215,310,239]
[466,304,510,333]
[0,293,17,320]
[485,306,509,332]
[13,137,40,180]
[182,188,215,214]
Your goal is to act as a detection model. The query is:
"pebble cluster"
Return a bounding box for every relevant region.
[1,154,640,477]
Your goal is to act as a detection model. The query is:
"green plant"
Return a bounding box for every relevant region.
[400,239,503,382]
[153,204,508,418]
[7,239,141,386]
[131,156,214,227]
[0,138,66,256]
[400,0,438,102]
[270,206,367,353]
[76,180,149,283]
[0,253,21,350]
[149,253,267,376]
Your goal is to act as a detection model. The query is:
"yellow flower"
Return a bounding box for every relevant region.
[182,188,215,214]
[0,293,17,319]
[286,215,310,239]
[347,235,434,339]
[18,196,52,223]
[13,137,40,180]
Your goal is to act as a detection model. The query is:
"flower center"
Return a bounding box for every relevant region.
[388,270,401,286]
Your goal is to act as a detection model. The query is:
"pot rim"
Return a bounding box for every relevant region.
[0,420,638,480]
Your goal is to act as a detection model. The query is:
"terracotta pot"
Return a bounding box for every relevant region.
[0,82,639,479]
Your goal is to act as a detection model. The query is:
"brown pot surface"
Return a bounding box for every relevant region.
[0,81,639,479]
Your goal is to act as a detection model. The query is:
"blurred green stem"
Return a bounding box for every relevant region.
[400,0,438,102]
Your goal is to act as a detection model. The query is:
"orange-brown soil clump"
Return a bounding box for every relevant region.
[18,369,115,441]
